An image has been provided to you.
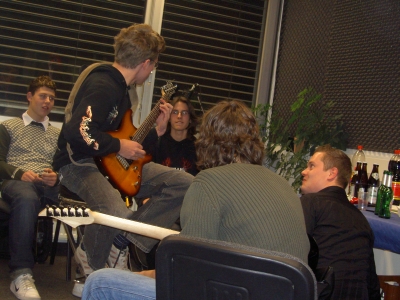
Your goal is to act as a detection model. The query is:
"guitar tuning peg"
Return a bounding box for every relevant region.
[46,205,53,217]
[75,205,82,217]
[82,207,89,217]
[61,206,68,217]
[68,206,75,217]
[51,205,61,216]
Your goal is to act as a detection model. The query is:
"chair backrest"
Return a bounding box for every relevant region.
[156,235,317,300]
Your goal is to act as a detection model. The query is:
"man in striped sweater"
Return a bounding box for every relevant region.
[0,75,60,300]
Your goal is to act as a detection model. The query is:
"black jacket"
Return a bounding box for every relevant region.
[301,186,380,300]
[53,64,130,171]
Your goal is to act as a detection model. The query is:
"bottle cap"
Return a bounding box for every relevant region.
[357,145,363,150]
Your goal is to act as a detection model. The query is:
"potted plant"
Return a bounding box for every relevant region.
[253,88,348,192]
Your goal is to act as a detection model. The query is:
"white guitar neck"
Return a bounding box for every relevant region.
[92,211,179,240]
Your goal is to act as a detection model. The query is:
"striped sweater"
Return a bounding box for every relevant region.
[180,163,310,262]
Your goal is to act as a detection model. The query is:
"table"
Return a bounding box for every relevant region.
[362,208,400,275]
[362,208,400,254]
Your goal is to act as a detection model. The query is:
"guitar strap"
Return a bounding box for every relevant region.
[65,61,136,168]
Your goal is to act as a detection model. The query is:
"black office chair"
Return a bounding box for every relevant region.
[156,234,318,300]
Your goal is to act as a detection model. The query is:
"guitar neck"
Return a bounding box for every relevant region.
[92,211,179,240]
[39,207,179,241]
[131,100,162,144]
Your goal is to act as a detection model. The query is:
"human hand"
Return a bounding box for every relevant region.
[155,99,173,136]
[118,139,145,160]
[40,168,58,187]
[21,170,41,183]
[136,269,156,279]
[21,168,58,186]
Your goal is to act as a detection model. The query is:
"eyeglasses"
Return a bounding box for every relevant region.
[172,110,189,116]
[38,93,55,101]
[150,60,159,69]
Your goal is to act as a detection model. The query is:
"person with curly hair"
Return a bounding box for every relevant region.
[82,99,309,300]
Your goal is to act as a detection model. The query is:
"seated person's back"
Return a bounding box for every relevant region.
[300,144,380,300]
[180,163,310,262]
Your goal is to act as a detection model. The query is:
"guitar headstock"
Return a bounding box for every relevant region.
[161,81,178,101]
[39,205,94,228]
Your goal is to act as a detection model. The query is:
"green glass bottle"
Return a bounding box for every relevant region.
[375,171,388,215]
[379,172,393,219]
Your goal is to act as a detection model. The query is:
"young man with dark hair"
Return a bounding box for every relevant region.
[0,75,60,300]
[300,144,380,299]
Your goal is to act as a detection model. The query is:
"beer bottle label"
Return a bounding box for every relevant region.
[371,172,379,180]
[392,181,400,200]
[368,186,378,204]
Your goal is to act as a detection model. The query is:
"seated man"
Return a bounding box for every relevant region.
[142,96,199,177]
[81,99,310,300]
[300,144,380,299]
[52,23,193,297]
[0,75,60,300]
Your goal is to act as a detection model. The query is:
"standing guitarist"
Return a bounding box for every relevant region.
[52,23,193,293]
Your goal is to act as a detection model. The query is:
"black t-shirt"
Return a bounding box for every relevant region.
[142,128,198,176]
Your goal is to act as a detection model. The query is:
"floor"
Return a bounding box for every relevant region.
[0,248,79,300]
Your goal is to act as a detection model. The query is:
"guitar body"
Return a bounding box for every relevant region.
[95,109,152,196]
[95,81,178,197]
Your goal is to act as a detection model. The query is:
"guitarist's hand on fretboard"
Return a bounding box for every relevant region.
[155,99,173,136]
[118,139,145,160]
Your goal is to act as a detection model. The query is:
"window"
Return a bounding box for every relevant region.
[154,0,267,113]
[0,0,267,122]
[0,0,145,122]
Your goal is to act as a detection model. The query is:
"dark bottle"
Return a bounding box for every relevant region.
[379,172,393,219]
[359,162,369,194]
[389,150,400,204]
[350,161,362,200]
[375,171,388,215]
[388,149,400,174]
[367,164,380,206]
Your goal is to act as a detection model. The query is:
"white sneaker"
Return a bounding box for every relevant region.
[72,281,85,298]
[10,274,41,300]
[74,244,93,276]
[107,244,129,270]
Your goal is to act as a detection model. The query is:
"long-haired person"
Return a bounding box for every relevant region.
[82,99,309,300]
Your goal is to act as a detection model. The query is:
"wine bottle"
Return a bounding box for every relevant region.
[367,164,379,206]
[375,171,388,215]
[389,150,400,204]
[350,161,362,200]
[379,172,393,219]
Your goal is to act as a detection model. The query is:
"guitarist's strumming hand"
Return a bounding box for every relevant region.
[155,99,173,137]
[118,139,145,160]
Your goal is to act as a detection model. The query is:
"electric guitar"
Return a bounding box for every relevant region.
[95,81,177,196]
[39,206,179,240]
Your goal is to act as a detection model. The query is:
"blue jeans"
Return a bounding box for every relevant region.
[82,269,156,300]
[59,159,193,270]
[1,180,59,279]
